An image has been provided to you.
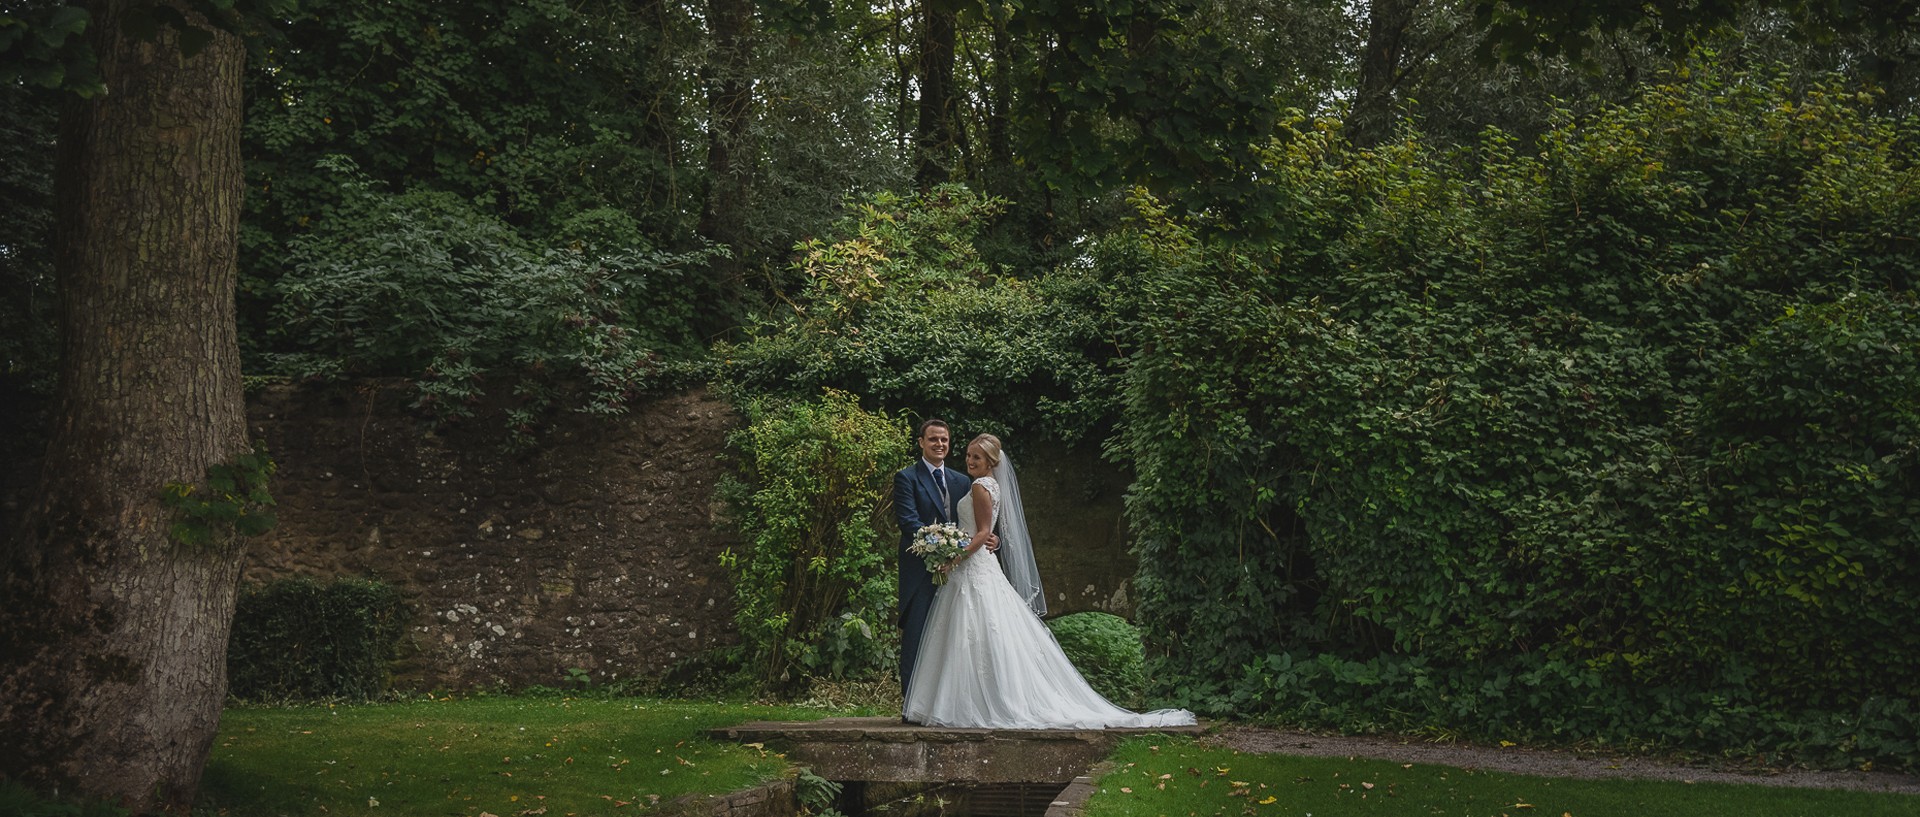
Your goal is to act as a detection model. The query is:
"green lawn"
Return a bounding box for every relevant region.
[199,701,1917,817]
[1084,738,1917,817]
[199,696,864,817]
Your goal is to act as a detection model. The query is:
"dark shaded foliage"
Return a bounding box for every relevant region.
[227,577,407,700]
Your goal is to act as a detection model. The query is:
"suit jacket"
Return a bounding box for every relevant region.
[894,460,971,615]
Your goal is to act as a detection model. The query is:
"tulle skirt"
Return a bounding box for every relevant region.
[902,551,1196,730]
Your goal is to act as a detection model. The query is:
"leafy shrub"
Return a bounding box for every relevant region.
[227,576,407,700]
[1048,612,1148,709]
[261,156,720,440]
[717,390,903,690]
[715,185,1122,443]
[1110,62,1920,769]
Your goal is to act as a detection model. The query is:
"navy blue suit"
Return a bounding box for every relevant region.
[894,459,970,700]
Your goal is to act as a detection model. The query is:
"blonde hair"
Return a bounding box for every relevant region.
[969,433,1003,468]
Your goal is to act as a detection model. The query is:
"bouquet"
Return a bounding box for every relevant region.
[909,522,971,585]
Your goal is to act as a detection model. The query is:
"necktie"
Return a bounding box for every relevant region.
[933,466,950,521]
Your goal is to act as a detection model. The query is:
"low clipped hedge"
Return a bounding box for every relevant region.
[226,576,406,700]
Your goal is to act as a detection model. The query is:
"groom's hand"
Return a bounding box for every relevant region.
[980,532,999,553]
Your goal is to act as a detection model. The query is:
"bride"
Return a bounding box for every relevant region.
[902,433,1196,729]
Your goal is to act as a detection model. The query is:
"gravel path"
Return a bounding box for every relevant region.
[1207,725,1920,796]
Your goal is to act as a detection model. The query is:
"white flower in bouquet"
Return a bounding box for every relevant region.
[909,522,971,585]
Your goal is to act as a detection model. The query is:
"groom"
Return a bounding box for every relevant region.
[893,418,994,715]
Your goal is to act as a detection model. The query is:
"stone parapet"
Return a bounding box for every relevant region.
[709,717,1204,785]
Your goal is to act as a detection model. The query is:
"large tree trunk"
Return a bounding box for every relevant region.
[913,3,958,188]
[1348,0,1420,147]
[699,0,754,291]
[0,1,251,812]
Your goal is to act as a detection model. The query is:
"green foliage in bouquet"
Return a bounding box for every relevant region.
[1048,612,1149,709]
[227,577,407,700]
[717,390,902,690]
[1110,60,1920,770]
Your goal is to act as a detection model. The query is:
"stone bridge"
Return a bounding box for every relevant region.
[708,717,1206,785]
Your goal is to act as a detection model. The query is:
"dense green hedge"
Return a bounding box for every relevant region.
[1110,64,1920,768]
[227,577,407,700]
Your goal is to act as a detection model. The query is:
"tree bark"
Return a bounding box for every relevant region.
[913,3,958,188]
[699,0,754,291]
[985,7,1012,174]
[1348,0,1420,147]
[0,1,251,812]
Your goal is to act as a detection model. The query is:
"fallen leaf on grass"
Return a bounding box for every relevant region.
[1258,796,1276,804]
[1120,787,1133,794]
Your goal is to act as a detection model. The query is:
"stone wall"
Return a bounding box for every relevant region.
[243,382,744,689]
[236,382,1138,690]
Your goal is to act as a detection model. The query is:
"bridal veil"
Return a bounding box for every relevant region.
[992,454,1047,617]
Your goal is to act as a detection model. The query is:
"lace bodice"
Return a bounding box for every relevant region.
[956,476,999,536]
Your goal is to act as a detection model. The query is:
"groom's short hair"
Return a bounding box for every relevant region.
[916,418,950,439]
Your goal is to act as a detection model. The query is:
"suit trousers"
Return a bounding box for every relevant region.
[898,588,935,700]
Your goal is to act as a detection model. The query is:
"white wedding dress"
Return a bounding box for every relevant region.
[902,475,1197,729]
